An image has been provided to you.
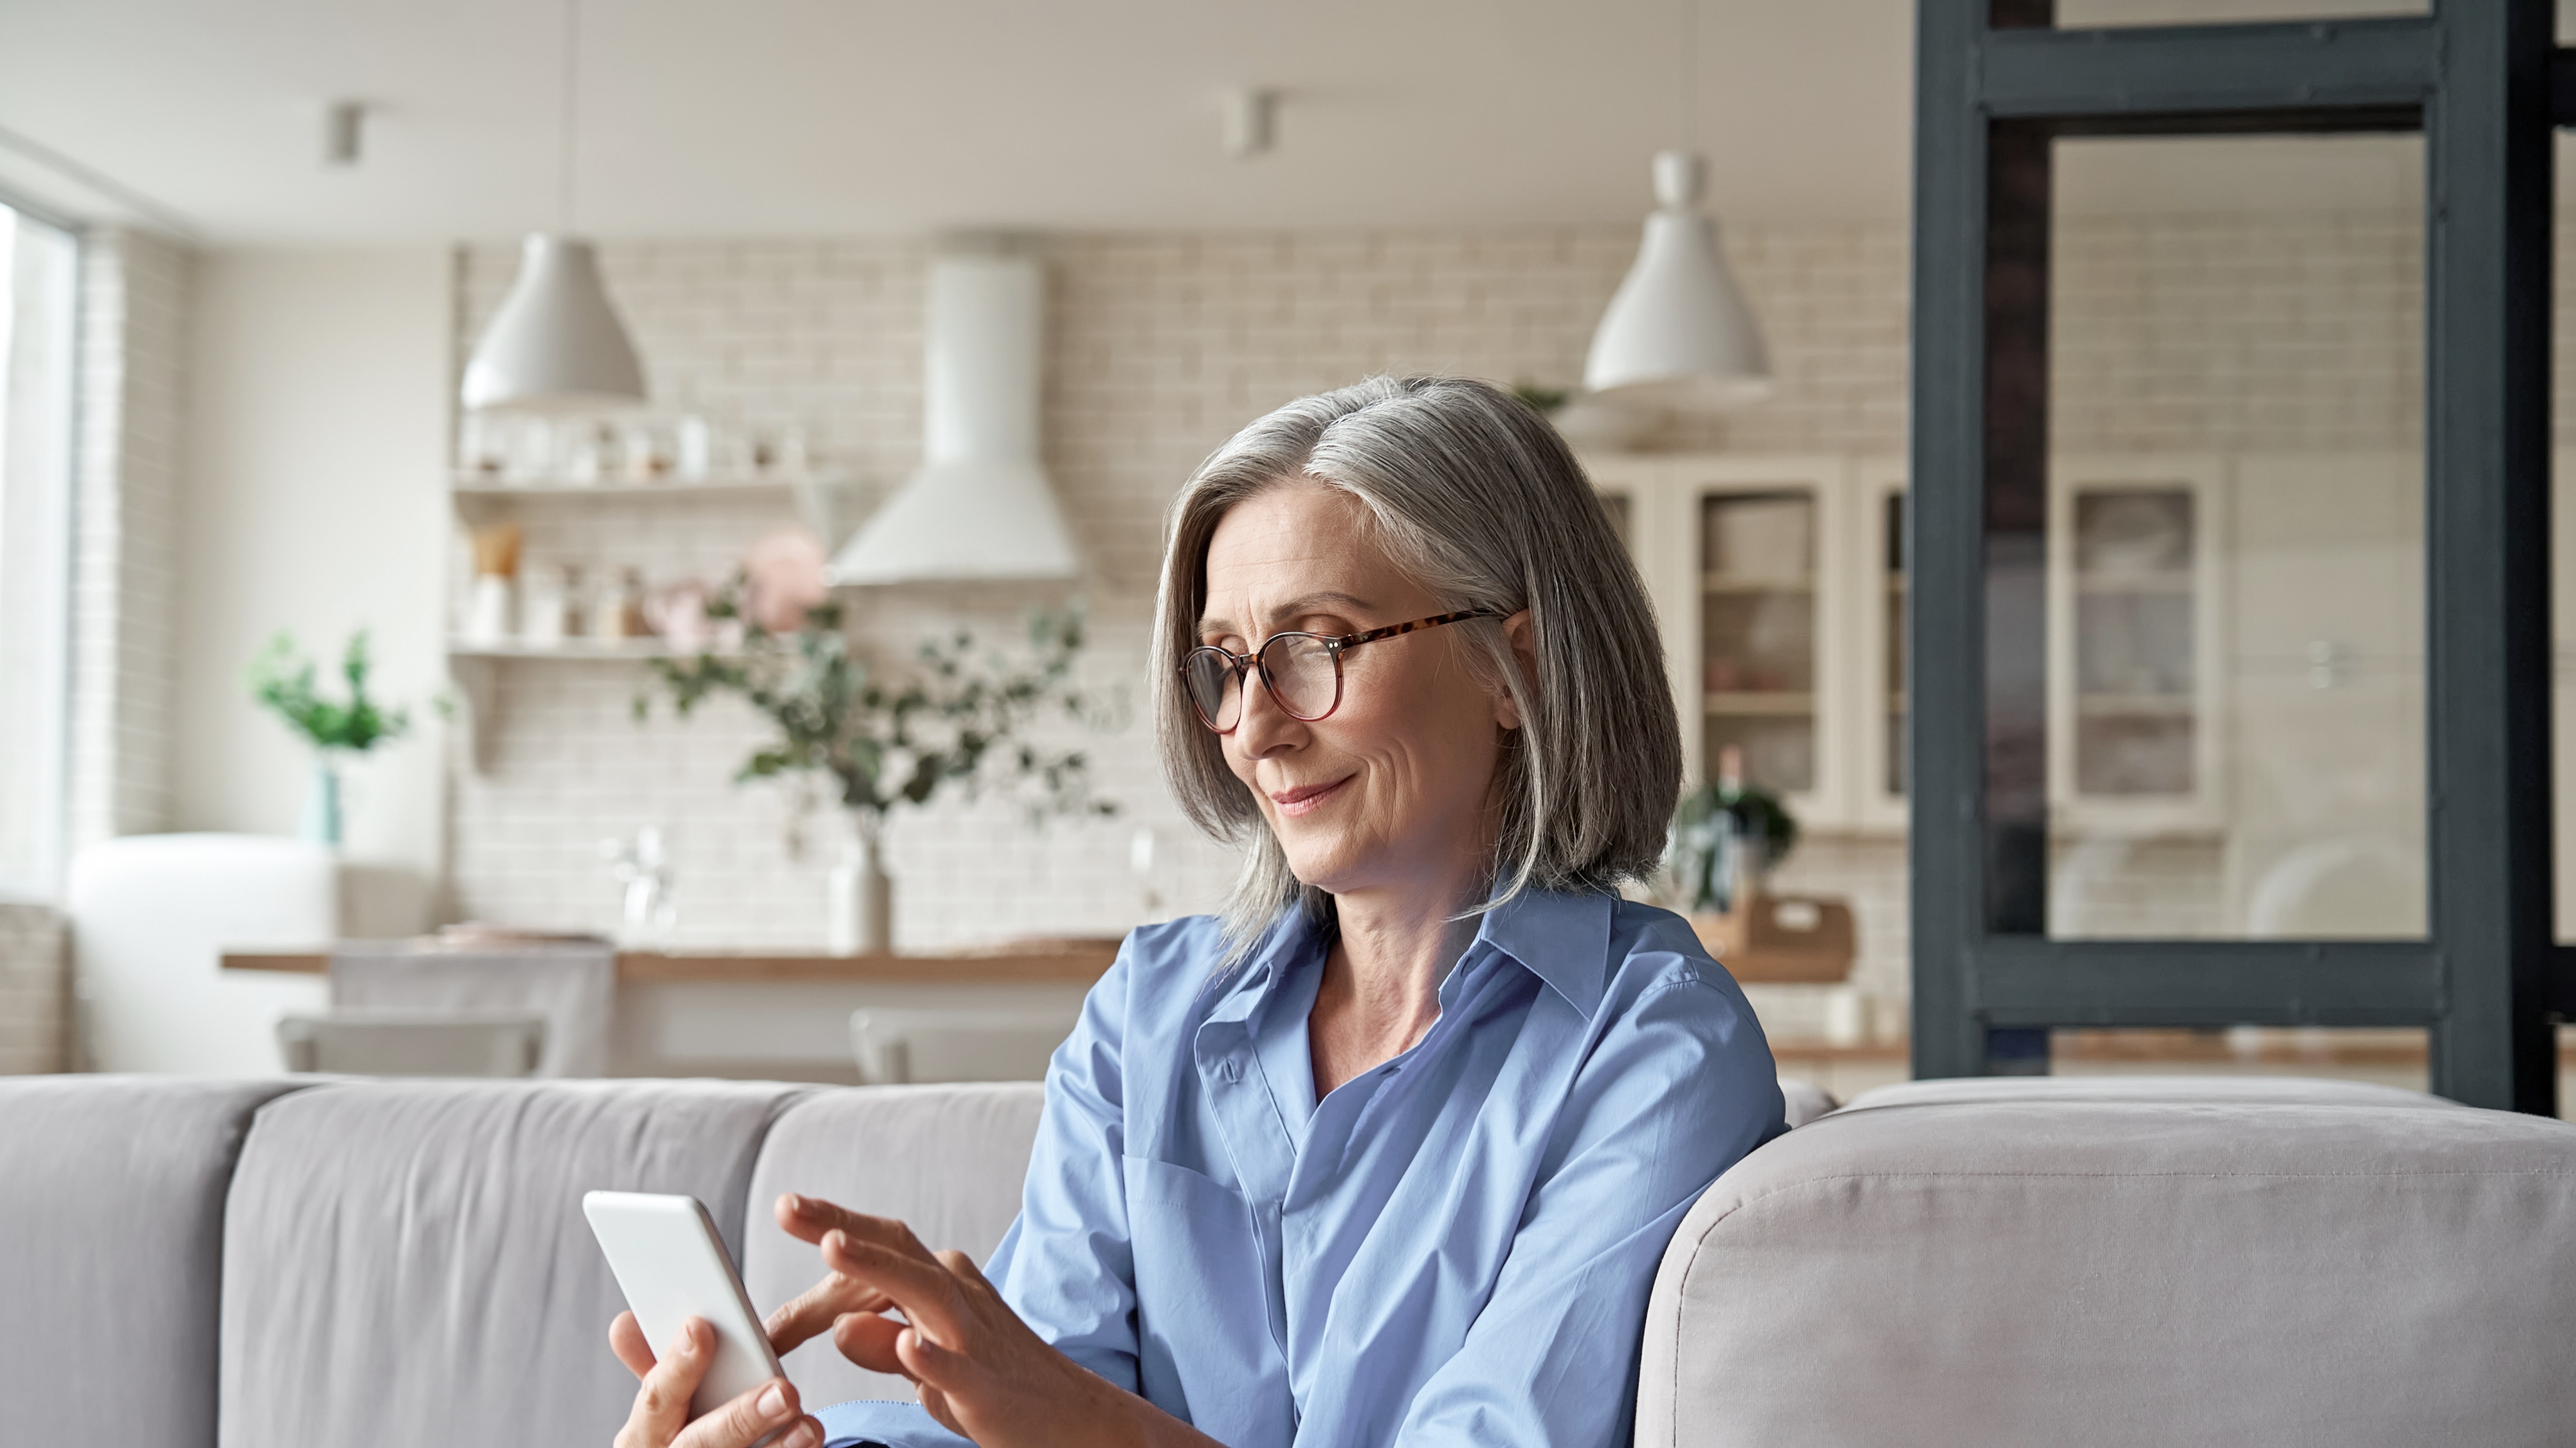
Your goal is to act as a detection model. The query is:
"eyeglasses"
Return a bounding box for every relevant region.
[1181,608,1506,733]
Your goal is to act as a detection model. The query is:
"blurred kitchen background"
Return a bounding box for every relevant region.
[1,0,2571,1102]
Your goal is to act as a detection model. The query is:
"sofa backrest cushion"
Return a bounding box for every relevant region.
[1840,1073,2463,1114]
[1637,1093,2576,1448]
[0,1075,305,1448]
[217,1079,808,1448]
[741,1082,1046,1407]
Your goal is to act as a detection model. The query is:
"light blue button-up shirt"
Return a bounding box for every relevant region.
[818,888,1783,1448]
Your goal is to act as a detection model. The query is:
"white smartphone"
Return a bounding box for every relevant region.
[584,1190,788,1418]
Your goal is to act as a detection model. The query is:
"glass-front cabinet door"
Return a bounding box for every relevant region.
[1587,455,1852,824]
[2046,457,2228,834]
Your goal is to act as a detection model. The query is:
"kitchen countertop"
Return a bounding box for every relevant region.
[220,941,1122,985]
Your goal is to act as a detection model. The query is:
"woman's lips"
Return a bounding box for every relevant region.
[1269,775,1353,819]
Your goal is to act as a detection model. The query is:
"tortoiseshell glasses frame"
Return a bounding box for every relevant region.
[1180,608,1506,733]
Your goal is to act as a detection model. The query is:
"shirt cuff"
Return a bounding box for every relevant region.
[814,1396,972,1448]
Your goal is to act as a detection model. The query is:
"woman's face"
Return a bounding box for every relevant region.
[1197,481,1523,904]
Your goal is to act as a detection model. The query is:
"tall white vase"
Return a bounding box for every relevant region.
[826,828,893,956]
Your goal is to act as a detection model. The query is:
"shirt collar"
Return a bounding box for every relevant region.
[1471,887,1615,1016]
[1205,904,1332,1030]
[1216,887,1616,1024]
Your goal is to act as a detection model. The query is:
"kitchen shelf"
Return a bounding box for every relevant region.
[451,471,824,498]
[448,470,856,541]
[2075,572,2194,595]
[1700,574,1816,595]
[1703,691,1818,716]
[447,638,733,662]
[2076,692,2195,716]
[445,637,744,773]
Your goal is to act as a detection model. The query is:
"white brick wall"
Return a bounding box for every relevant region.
[0,904,68,1073]
[444,210,2462,1005]
[68,228,190,851]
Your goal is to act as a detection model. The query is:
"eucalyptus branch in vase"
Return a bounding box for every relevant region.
[635,531,1119,954]
[245,629,430,847]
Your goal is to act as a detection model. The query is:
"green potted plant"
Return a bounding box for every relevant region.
[1669,744,1798,915]
[246,630,419,847]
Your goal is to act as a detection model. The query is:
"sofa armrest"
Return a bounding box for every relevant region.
[1637,1085,2576,1447]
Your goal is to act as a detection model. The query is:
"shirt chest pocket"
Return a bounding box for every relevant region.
[1121,1155,1288,1439]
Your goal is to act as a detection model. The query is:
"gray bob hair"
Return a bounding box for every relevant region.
[1152,375,1682,952]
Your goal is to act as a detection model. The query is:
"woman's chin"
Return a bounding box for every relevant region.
[1278,837,1368,897]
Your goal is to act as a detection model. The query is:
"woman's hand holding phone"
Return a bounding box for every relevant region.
[609,1313,821,1448]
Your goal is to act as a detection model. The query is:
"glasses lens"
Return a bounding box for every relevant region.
[1183,648,1242,729]
[1260,634,1339,720]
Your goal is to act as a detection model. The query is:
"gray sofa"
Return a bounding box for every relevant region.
[4,1072,2570,1448]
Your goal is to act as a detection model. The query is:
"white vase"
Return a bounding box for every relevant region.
[826,829,893,956]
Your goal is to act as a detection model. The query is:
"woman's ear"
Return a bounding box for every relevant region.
[1494,609,1536,731]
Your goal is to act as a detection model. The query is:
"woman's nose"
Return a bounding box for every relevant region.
[1231,666,1304,756]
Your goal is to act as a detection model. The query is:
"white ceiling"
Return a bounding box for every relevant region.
[0,0,2498,246]
[0,0,1919,244]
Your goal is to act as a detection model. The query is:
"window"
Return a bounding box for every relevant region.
[0,202,80,899]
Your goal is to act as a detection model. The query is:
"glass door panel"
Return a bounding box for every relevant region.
[2040,130,2428,941]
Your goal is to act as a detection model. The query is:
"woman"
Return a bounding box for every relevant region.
[610,376,1785,1448]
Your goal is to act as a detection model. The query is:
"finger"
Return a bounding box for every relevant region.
[776,1195,939,1264]
[893,1321,972,1389]
[916,1378,966,1439]
[763,1270,893,1355]
[821,1231,965,1341]
[610,1310,656,1380]
[671,1376,801,1448]
[933,1248,988,1288]
[629,1318,714,1443]
[831,1310,913,1378]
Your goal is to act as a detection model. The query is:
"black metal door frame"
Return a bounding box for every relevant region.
[1908,1,2562,1113]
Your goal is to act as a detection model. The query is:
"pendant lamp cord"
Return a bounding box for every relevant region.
[558,0,581,231]
[1678,0,1699,154]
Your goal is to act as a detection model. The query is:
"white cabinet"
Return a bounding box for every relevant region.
[1587,454,1858,826]
[2046,455,2230,836]
[1592,451,2234,839]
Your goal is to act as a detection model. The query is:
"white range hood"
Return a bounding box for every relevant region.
[829,251,1081,584]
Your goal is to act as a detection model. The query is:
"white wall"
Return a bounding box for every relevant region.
[172,248,451,921]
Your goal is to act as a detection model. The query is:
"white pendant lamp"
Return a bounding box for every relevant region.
[1584,150,1770,410]
[828,250,1081,584]
[459,0,645,414]
[460,235,643,412]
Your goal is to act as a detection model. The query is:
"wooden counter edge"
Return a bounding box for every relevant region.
[221,947,1119,985]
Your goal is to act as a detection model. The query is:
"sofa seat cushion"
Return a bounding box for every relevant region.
[218,1078,808,1448]
[0,1076,306,1448]
[1638,1093,2576,1448]
[742,1082,1047,1406]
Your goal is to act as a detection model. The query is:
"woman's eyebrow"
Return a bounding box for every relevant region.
[1197,591,1378,636]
